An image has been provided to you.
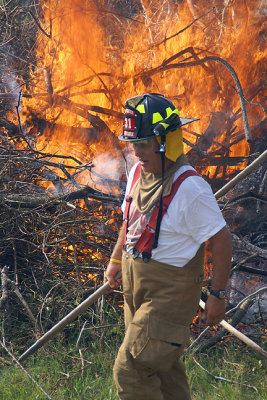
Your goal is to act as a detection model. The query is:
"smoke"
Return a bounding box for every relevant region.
[92,152,123,181]
[123,144,139,177]
[87,146,138,196]
[1,70,21,108]
[89,152,127,195]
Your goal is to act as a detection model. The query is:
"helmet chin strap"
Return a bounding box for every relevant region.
[153,134,166,249]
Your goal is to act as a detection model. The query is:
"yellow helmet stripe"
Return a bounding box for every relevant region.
[159,122,169,129]
[153,107,179,123]
[166,107,179,117]
[152,112,163,124]
[136,104,145,113]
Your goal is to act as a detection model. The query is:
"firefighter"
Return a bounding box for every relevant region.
[105,93,232,400]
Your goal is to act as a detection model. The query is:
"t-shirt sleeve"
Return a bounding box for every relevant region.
[121,162,139,214]
[181,178,226,244]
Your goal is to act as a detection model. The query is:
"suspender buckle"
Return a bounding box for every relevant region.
[132,248,140,259]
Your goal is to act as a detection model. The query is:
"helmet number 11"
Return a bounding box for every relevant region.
[124,117,135,130]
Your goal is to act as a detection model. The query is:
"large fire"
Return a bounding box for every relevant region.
[20,0,266,188]
[0,1,265,351]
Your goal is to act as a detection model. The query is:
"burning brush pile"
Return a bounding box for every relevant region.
[0,0,266,351]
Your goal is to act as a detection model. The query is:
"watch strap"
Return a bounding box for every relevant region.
[209,289,227,300]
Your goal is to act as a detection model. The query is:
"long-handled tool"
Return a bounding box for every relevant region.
[199,299,267,359]
[19,272,122,362]
[19,150,267,362]
[19,272,267,362]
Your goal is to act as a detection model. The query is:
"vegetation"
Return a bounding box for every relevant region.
[0,334,266,400]
[0,1,266,399]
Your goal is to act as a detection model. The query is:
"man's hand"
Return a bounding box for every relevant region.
[205,226,232,326]
[104,224,124,289]
[205,295,226,326]
[104,261,122,289]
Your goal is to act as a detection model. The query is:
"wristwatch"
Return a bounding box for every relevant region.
[209,289,227,300]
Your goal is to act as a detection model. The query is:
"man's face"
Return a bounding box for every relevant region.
[132,138,162,174]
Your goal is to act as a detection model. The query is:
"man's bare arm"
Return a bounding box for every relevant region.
[205,226,232,326]
[104,224,125,289]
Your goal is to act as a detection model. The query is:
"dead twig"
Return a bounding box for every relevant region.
[232,234,267,260]
[0,266,9,309]
[227,287,267,316]
[29,10,51,38]
[73,242,82,291]
[136,52,251,142]
[0,268,42,336]
[192,356,258,391]
[10,280,42,336]
[19,272,122,362]
[185,1,205,28]
[76,321,87,376]
[0,340,53,400]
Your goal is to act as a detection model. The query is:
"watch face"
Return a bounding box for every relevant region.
[210,290,227,299]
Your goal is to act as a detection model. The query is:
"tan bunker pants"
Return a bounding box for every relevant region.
[113,245,204,400]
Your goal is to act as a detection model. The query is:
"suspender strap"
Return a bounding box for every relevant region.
[153,149,165,251]
[133,170,200,262]
[123,162,141,245]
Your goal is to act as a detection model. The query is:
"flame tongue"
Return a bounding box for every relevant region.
[20,0,266,184]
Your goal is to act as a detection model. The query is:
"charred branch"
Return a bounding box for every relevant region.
[51,95,121,147]
[29,10,51,39]
[0,187,122,209]
[192,155,260,167]
[135,51,251,142]
[0,117,20,135]
[195,288,267,355]
[146,8,215,49]
[25,92,124,119]
[0,0,266,358]
[232,233,267,260]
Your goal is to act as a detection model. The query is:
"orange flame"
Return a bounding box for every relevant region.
[21,0,266,183]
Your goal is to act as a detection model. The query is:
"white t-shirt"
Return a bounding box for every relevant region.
[121,162,226,268]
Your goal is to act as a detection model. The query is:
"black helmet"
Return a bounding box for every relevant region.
[118,93,198,142]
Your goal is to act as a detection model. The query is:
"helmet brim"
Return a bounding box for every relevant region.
[118,133,155,142]
[118,117,199,142]
[179,117,199,126]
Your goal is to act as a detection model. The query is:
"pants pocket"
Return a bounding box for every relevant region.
[129,314,189,372]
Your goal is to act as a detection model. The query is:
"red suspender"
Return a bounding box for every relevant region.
[123,162,141,245]
[133,170,200,262]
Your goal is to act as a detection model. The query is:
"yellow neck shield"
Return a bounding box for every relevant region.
[156,127,183,162]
